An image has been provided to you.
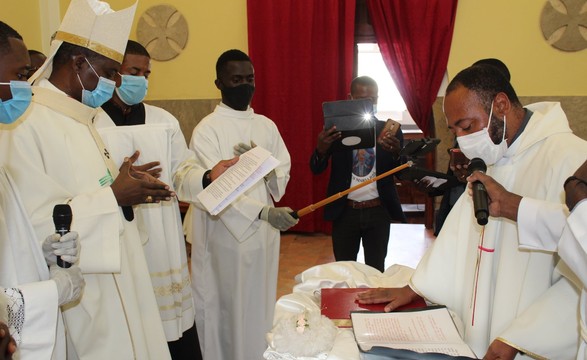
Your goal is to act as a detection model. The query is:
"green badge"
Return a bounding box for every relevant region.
[99,169,114,187]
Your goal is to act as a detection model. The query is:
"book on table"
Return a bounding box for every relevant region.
[351,306,477,359]
[320,288,427,328]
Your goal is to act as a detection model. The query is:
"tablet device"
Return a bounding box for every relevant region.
[322,99,376,152]
[399,138,440,157]
[396,166,460,192]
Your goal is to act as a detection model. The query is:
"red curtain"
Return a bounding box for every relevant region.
[366,0,458,136]
[247,0,356,233]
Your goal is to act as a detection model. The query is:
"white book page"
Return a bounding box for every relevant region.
[351,308,476,358]
[197,146,279,215]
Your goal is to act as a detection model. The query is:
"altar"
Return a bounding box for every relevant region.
[264,262,419,360]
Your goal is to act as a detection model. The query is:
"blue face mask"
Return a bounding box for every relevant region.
[0,81,33,124]
[115,74,148,105]
[77,58,116,108]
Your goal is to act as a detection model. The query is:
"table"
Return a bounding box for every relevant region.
[264,262,416,360]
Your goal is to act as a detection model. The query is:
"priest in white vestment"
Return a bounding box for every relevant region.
[357,64,587,359]
[558,198,587,360]
[187,49,297,360]
[0,20,84,360]
[467,158,587,359]
[0,168,83,360]
[95,40,236,360]
[0,1,176,359]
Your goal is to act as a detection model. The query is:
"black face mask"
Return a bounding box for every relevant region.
[222,83,255,110]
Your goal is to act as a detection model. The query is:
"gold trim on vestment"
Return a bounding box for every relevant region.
[158,295,193,313]
[152,277,191,298]
[149,263,189,278]
[54,31,123,63]
[495,337,548,360]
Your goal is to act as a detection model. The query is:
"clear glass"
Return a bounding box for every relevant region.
[357,43,421,132]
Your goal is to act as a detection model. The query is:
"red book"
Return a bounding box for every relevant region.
[320,288,427,327]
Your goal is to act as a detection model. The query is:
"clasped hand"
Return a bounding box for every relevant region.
[111,150,175,206]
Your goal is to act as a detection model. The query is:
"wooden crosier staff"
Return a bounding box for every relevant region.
[291,161,413,218]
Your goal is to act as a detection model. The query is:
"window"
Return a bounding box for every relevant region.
[356,43,421,133]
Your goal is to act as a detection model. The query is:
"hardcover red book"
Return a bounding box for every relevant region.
[320,288,427,327]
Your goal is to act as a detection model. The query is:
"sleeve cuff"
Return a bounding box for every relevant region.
[202,169,212,189]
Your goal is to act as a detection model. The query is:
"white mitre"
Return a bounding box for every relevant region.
[29,0,137,83]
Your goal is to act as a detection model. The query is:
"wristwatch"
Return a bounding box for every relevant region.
[202,170,212,188]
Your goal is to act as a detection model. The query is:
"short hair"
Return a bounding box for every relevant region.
[216,49,251,78]
[0,21,23,56]
[446,64,521,113]
[52,42,102,71]
[125,40,150,58]
[350,76,378,94]
[472,58,511,82]
[28,49,45,57]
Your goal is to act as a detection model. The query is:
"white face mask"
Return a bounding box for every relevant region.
[456,100,507,165]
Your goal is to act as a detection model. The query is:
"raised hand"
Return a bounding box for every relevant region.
[133,161,162,179]
[316,126,341,156]
[111,150,176,206]
[378,131,401,155]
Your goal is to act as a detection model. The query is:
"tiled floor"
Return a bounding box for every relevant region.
[277,223,435,299]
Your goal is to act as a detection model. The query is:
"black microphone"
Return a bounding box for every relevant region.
[468,158,489,226]
[53,204,73,268]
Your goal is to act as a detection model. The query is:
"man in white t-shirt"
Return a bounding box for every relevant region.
[310,76,406,272]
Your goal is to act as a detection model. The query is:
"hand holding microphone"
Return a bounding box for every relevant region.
[42,205,85,305]
[42,232,80,267]
[467,158,489,225]
[44,204,79,268]
[467,164,522,222]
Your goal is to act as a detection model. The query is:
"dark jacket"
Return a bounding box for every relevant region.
[310,120,407,222]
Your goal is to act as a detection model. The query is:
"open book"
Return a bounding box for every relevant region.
[351,306,477,358]
[196,146,279,215]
